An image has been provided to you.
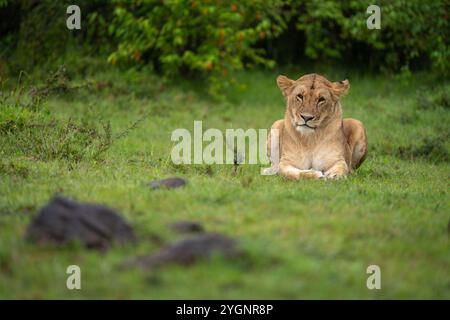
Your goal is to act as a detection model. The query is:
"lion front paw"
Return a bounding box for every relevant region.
[324,168,347,179]
[297,169,324,179]
[261,165,279,175]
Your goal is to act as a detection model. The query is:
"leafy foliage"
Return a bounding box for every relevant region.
[294,0,449,74]
[0,0,448,97]
[107,0,285,97]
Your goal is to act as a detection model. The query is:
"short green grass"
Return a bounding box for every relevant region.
[0,67,449,299]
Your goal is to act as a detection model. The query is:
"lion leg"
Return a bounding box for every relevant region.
[267,119,284,163]
[324,160,349,179]
[343,118,368,170]
[279,162,324,180]
[262,120,284,174]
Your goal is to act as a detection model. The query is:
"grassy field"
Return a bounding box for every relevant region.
[0,66,449,299]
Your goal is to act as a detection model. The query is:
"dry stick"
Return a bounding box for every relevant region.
[93,111,152,160]
[225,139,244,176]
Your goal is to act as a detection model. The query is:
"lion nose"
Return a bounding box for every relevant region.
[301,114,315,122]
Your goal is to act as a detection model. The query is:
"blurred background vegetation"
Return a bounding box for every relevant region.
[0,0,448,97]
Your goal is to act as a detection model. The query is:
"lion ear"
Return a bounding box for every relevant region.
[331,79,350,97]
[276,75,294,96]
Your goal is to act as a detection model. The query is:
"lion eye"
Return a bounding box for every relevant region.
[318,97,325,104]
[296,94,303,101]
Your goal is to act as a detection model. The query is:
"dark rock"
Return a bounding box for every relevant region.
[168,221,204,233]
[26,196,136,250]
[127,233,239,269]
[149,177,187,190]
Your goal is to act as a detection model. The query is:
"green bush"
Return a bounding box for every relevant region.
[107,0,286,97]
[0,0,448,95]
[13,1,69,72]
[106,0,449,79]
[0,0,113,76]
[293,0,449,74]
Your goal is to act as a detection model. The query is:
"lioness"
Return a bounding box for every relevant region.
[266,73,367,179]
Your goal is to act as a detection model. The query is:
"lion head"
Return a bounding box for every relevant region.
[277,73,350,134]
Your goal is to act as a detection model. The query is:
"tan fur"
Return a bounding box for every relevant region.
[266,73,368,180]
